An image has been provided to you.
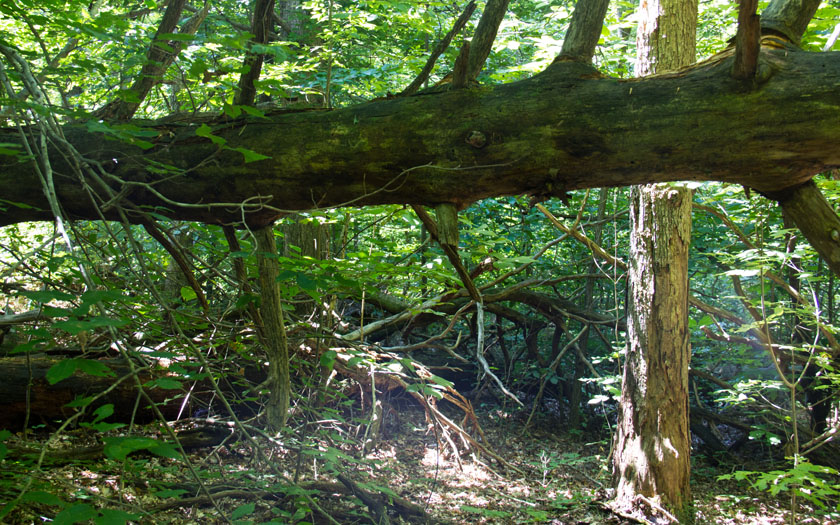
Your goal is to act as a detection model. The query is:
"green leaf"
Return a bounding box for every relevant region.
[234,293,259,310]
[195,124,226,145]
[103,436,168,460]
[297,273,317,293]
[88,422,126,432]
[91,404,114,423]
[54,316,129,335]
[153,489,188,498]
[232,146,271,163]
[45,359,77,384]
[18,289,76,303]
[95,508,141,525]
[80,289,124,305]
[149,441,182,459]
[180,286,198,302]
[130,138,155,150]
[74,360,115,381]
[53,503,97,525]
[320,350,337,368]
[525,509,550,520]
[231,502,256,519]
[188,59,207,78]
[23,491,64,506]
[147,377,183,390]
[66,395,96,408]
[429,375,454,388]
[240,105,266,118]
[698,314,714,327]
[224,103,242,118]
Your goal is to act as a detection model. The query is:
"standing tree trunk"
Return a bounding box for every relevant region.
[612,0,697,522]
[256,226,291,431]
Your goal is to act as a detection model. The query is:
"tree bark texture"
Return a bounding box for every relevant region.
[558,0,611,63]
[612,0,696,521]
[774,180,840,274]
[466,0,512,81]
[235,0,276,107]
[761,0,822,44]
[255,226,291,431]
[613,184,693,521]
[634,0,697,75]
[1,49,839,228]
[0,356,192,430]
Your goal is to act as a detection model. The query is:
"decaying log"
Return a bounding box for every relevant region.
[0,355,200,429]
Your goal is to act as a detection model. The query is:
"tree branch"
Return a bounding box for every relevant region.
[771,180,840,280]
[761,0,822,44]
[3,50,840,274]
[466,0,511,81]
[411,204,482,302]
[140,218,209,312]
[555,0,611,63]
[4,51,837,227]
[95,1,209,120]
[732,0,760,80]
[235,0,276,106]
[400,1,477,96]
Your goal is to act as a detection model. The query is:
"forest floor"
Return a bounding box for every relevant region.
[1,403,838,524]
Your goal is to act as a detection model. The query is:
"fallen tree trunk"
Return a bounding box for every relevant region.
[0,355,210,430]
[0,47,838,228]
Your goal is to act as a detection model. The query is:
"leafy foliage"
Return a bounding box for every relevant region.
[0,0,838,523]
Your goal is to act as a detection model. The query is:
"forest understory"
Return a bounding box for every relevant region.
[1,400,834,525]
[4,0,840,522]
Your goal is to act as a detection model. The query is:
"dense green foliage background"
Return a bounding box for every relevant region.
[1,0,840,522]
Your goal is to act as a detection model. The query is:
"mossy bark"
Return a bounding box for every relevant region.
[1,49,840,228]
[255,225,290,431]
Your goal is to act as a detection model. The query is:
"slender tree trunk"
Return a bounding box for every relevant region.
[612,0,697,521]
[256,226,291,431]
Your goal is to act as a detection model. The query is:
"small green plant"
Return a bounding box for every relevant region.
[530,451,591,487]
[460,505,512,519]
[719,457,840,510]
